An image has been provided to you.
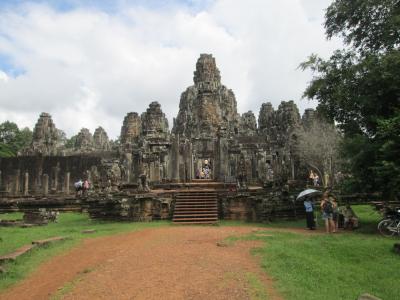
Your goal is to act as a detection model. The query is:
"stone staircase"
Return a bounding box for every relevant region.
[172,190,218,224]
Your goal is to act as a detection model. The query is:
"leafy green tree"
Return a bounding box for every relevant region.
[64,134,78,149]
[301,0,400,199]
[0,121,32,157]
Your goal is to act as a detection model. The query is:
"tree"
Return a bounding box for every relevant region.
[301,0,400,199]
[64,134,78,149]
[0,121,32,157]
[294,117,342,187]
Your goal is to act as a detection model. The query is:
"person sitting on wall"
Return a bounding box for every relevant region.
[342,205,359,229]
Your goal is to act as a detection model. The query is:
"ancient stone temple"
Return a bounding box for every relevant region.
[0,54,319,223]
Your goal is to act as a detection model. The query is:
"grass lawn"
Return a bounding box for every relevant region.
[227,205,400,300]
[0,212,170,291]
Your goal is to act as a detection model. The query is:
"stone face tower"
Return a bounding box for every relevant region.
[28,112,60,155]
[173,54,240,138]
[93,127,110,151]
[120,112,141,145]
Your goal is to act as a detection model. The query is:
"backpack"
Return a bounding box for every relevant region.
[323,200,333,214]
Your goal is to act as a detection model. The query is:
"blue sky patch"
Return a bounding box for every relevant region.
[0,53,25,77]
[0,0,214,13]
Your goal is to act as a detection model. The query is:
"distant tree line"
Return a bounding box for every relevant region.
[0,121,81,157]
[0,121,32,157]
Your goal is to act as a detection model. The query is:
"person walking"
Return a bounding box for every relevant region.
[304,196,316,230]
[321,192,336,233]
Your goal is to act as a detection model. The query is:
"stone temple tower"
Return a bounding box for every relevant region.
[173,54,240,138]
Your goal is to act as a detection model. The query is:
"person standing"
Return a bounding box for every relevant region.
[330,195,339,231]
[313,174,320,187]
[82,179,90,196]
[304,196,316,230]
[309,170,315,186]
[321,192,336,233]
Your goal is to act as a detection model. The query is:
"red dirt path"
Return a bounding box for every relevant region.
[0,226,288,300]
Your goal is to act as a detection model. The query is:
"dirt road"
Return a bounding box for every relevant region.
[1,226,284,300]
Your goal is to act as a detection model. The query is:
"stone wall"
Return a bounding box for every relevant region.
[0,155,107,196]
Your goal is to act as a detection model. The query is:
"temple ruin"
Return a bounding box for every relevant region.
[0,54,318,223]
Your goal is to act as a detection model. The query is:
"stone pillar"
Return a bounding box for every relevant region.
[154,160,161,182]
[171,135,180,181]
[0,170,2,191]
[216,137,229,181]
[324,173,329,188]
[24,172,29,196]
[65,172,70,195]
[14,169,20,195]
[291,158,295,180]
[42,174,49,195]
[5,176,11,194]
[53,166,60,192]
[86,170,92,182]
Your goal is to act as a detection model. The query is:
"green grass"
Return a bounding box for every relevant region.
[0,212,23,221]
[226,205,399,300]
[0,212,170,291]
[245,272,268,300]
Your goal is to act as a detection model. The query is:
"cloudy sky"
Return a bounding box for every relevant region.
[0,0,341,138]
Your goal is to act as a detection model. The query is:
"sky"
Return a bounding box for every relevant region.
[0,0,342,138]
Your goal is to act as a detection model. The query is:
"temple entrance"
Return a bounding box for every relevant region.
[194,158,213,180]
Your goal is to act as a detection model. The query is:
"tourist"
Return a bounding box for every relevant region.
[330,195,339,230]
[342,205,359,229]
[309,170,315,186]
[82,179,90,196]
[321,192,336,233]
[195,169,200,179]
[313,174,320,187]
[74,179,83,197]
[303,196,315,230]
[204,166,210,179]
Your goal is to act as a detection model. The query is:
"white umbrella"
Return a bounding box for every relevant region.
[296,189,322,201]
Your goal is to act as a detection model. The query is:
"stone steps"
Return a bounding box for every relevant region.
[173,190,218,224]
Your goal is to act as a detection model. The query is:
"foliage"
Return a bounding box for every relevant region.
[56,129,67,147]
[301,0,400,198]
[64,134,77,149]
[293,116,342,186]
[325,0,400,53]
[0,121,32,157]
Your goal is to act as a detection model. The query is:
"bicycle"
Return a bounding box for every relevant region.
[377,207,400,237]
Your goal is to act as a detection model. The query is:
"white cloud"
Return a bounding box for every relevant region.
[0,0,341,138]
[0,70,8,82]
